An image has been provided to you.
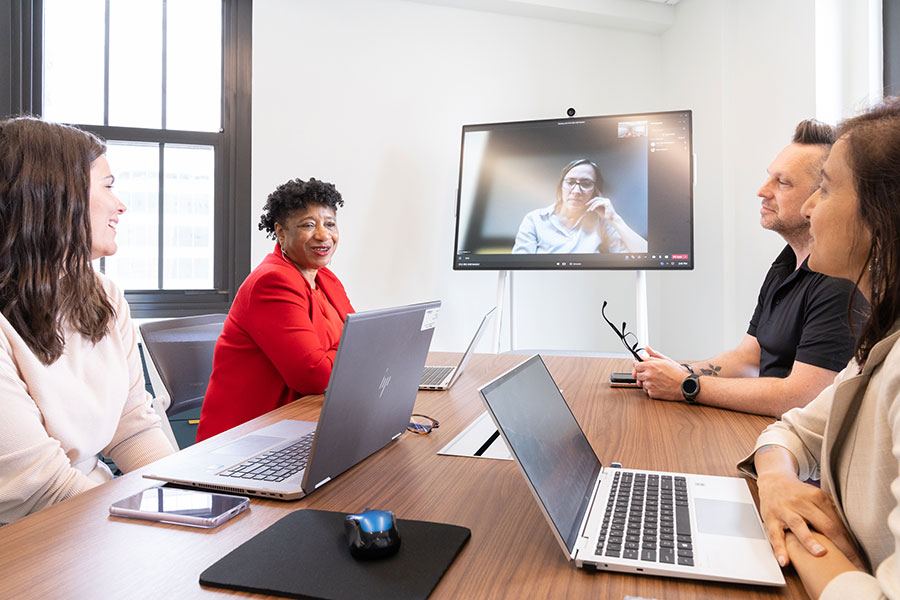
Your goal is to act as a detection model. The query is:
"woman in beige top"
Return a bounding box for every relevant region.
[739,98,900,599]
[0,117,175,524]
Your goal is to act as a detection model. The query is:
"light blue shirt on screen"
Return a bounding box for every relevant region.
[511,204,628,254]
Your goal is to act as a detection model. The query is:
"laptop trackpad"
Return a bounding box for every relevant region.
[694,498,766,539]
[211,435,284,457]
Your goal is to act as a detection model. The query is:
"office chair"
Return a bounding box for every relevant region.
[139,314,226,449]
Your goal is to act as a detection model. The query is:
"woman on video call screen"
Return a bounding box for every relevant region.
[511,158,648,254]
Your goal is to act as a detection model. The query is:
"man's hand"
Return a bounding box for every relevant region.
[757,471,865,570]
[632,346,689,401]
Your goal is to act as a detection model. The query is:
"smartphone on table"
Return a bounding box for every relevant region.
[609,371,640,388]
[109,486,249,528]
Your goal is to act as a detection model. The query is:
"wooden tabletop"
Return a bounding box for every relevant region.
[0,353,808,599]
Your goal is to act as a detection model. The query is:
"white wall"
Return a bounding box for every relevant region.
[656,0,818,359]
[722,0,817,351]
[250,0,828,358]
[655,0,728,359]
[816,0,884,123]
[253,0,664,353]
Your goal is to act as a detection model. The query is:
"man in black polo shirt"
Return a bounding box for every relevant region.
[632,120,861,417]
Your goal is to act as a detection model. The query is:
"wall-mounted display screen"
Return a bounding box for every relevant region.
[453,110,693,270]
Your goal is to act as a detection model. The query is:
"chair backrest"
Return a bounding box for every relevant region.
[139,314,226,416]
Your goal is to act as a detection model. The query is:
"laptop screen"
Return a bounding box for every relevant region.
[480,355,602,554]
[450,307,497,385]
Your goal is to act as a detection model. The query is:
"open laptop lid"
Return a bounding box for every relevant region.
[302,301,440,491]
[479,355,602,557]
[447,306,497,386]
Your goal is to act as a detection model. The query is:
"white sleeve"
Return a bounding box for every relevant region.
[0,336,97,523]
[736,363,855,481]
[601,219,628,254]
[512,212,538,254]
[101,280,175,471]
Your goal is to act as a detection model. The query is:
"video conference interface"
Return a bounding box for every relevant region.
[453,110,693,271]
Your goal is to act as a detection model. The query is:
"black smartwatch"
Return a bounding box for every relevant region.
[681,374,701,404]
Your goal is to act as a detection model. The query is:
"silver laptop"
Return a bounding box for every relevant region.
[479,355,784,586]
[420,306,496,390]
[144,301,441,500]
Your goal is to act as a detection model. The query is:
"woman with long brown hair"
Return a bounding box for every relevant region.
[0,117,174,524]
[739,98,900,598]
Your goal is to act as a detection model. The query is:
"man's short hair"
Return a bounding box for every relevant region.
[792,119,835,146]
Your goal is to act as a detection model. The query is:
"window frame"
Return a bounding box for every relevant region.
[1,0,251,318]
[886,0,900,96]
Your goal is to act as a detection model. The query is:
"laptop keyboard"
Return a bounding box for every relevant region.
[421,366,454,386]
[217,432,315,482]
[595,471,694,567]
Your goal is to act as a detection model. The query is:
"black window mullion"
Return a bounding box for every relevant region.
[32,0,41,116]
[221,0,252,301]
[886,0,900,95]
[219,0,226,133]
[212,0,227,292]
[161,0,167,130]
[212,137,225,292]
[4,0,40,118]
[157,142,165,290]
[75,124,219,145]
[159,0,167,290]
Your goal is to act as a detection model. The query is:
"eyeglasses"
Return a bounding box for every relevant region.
[562,178,596,191]
[407,414,440,435]
[601,301,643,362]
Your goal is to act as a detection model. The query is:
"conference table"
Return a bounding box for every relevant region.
[0,353,809,599]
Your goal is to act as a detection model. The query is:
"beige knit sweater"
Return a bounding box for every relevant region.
[739,323,900,599]
[0,274,175,524]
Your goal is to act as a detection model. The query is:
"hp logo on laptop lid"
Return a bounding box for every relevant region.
[378,368,392,398]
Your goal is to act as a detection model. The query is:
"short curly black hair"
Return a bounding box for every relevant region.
[258,177,344,239]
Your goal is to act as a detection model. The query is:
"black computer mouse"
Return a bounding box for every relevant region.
[344,509,401,560]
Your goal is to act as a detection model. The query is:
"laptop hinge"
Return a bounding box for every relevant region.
[573,469,605,560]
[391,432,402,441]
[314,477,332,489]
[572,537,586,561]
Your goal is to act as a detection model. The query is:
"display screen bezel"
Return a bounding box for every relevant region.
[452,109,694,271]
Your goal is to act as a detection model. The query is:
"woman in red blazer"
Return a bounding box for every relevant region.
[197,178,354,441]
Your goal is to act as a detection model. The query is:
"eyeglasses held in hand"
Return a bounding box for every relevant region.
[407,414,440,435]
[601,301,644,362]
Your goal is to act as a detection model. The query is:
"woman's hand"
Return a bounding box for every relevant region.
[757,470,865,570]
[585,196,619,222]
[785,531,863,599]
[583,196,648,253]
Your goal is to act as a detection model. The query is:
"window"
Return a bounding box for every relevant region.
[1,0,251,317]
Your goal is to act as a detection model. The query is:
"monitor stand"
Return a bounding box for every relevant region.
[492,270,650,354]
[492,271,514,353]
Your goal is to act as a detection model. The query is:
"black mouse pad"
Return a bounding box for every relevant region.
[199,509,471,600]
